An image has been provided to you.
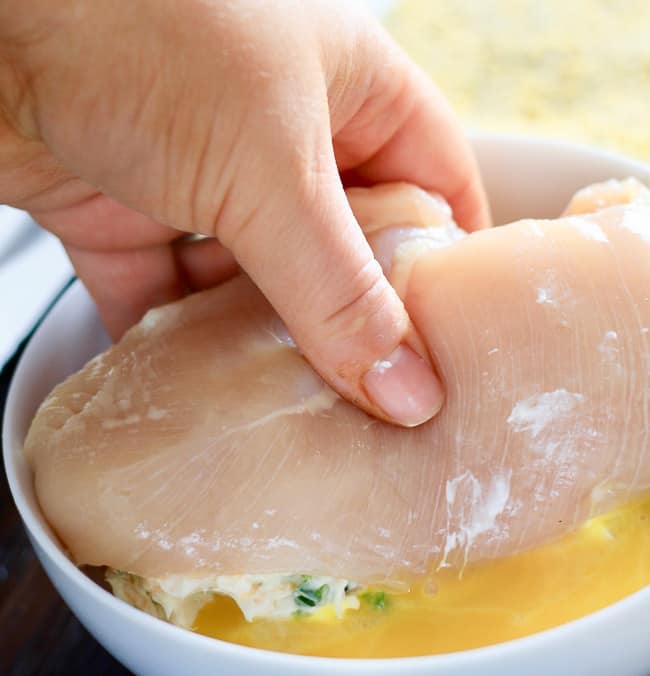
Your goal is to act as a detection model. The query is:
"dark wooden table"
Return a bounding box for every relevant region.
[1,347,131,676]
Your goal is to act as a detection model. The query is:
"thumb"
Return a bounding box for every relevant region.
[218,147,444,428]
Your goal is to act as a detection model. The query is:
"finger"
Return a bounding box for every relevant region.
[35,194,239,338]
[218,138,443,427]
[332,32,491,232]
[33,194,188,338]
[172,236,239,292]
[65,243,185,340]
[31,193,178,250]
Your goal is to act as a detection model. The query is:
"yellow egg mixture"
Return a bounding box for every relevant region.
[387,0,650,161]
[194,496,650,658]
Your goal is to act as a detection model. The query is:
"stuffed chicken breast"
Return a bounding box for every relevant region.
[24,178,650,626]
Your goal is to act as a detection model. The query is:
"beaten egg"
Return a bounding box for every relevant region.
[194,495,650,658]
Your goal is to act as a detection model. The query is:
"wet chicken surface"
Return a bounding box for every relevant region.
[25,179,650,589]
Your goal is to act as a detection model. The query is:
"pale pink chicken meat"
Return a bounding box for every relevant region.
[25,179,650,584]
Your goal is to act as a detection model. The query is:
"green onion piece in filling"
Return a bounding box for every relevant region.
[360,590,387,610]
[294,582,330,608]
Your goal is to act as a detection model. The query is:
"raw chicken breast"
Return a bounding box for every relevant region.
[25,179,650,584]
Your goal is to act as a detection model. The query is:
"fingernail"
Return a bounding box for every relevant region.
[362,344,444,427]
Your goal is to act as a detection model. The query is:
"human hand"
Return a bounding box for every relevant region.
[0,0,489,426]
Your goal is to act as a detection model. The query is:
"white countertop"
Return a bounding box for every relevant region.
[0,205,74,371]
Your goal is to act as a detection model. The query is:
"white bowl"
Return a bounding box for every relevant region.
[4,133,650,676]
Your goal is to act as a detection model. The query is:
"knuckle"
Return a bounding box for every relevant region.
[323,258,386,324]
[321,258,406,366]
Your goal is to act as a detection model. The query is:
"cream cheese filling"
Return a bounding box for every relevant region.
[106,569,360,626]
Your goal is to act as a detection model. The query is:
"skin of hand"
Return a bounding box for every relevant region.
[0,0,490,427]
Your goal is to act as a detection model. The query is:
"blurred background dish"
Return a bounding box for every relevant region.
[386,0,650,161]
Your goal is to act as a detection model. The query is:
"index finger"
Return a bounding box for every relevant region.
[332,35,490,232]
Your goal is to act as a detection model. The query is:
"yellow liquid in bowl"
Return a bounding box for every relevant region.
[194,497,650,658]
